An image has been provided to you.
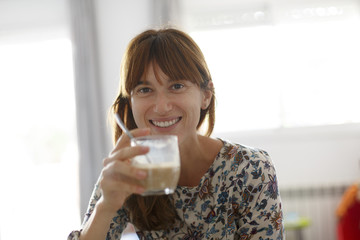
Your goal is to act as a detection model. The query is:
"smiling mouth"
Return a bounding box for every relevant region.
[150,117,181,128]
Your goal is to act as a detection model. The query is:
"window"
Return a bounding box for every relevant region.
[0,37,80,240]
[182,0,360,133]
[0,1,80,238]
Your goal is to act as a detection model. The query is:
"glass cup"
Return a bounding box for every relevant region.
[131,135,181,196]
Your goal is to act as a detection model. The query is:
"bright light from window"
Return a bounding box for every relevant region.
[0,38,80,240]
[190,19,360,133]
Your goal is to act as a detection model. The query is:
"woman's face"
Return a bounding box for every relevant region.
[130,63,211,144]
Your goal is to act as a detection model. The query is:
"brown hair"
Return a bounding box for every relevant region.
[110,27,215,231]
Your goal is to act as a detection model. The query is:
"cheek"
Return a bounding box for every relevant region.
[182,98,202,120]
[130,99,146,126]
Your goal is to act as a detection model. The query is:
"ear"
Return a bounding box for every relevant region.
[201,82,213,110]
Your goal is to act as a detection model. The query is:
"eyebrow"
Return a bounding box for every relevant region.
[135,80,150,86]
[168,78,180,82]
[136,78,180,87]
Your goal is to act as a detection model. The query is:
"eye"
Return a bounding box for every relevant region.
[136,87,152,94]
[171,83,184,90]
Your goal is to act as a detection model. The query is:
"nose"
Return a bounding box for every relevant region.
[153,92,172,114]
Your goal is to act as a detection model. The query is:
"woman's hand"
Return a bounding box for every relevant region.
[98,128,150,213]
[79,128,150,240]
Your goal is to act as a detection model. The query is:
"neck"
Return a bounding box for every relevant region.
[177,134,222,187]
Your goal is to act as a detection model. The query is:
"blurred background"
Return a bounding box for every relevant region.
[0,0,359,239]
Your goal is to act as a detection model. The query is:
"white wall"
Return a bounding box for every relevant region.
[216,124,360,188]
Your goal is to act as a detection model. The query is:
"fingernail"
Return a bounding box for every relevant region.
[136,186,145,194]
[140,146,149,153]
[142,128,151,133]
[136,170,147,178]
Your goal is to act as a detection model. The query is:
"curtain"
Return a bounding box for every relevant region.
[68,0,108,217]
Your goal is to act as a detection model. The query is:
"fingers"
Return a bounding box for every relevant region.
[98,127,151,208]
[101,178,144,197]
[103,145,149,166]
[111,128,151,154]
[130,127,151,137]
[99,169,145,210]
[101,172,145,195]
[104,160,146,180]
[101,160,146,195]
[105,127,150,167]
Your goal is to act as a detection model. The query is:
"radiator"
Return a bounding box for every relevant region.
[281,184,348,240]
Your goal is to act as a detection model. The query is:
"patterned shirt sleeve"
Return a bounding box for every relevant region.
[67,175,129,240]
[235,147,284,239]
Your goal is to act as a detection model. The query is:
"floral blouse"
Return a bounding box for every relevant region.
[68,139,284,239]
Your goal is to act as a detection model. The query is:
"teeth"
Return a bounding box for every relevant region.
[152,118,180,128]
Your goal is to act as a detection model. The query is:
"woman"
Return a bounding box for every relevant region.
[69,27,284,239]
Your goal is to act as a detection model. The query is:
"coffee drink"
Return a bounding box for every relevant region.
[131,135,180,196]
[132,162,180,195]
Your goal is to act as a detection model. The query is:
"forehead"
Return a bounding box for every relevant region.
[140,62,172,85]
